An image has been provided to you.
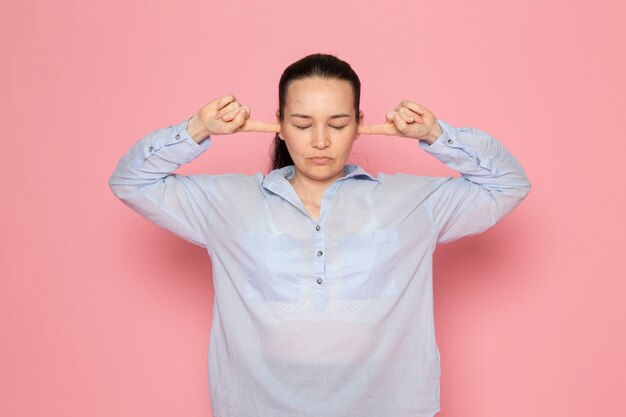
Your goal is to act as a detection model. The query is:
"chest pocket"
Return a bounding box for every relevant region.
[338,229,400,298]
[242,232,303,302]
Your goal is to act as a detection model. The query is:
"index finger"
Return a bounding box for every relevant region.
[241,119,281,133]
[358,124,393,135]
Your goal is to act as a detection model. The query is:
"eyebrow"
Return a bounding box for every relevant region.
[289,113,351,119]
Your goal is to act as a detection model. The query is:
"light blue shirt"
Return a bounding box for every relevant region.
[109,116,531,417]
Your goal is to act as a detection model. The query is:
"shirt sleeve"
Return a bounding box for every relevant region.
[419,119,532,244]
[108,116,214,248]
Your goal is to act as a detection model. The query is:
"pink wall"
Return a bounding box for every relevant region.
[2,1,624,416]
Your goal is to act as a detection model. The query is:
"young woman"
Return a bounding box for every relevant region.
[109,53,531,417]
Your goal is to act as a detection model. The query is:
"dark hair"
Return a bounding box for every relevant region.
[270,53,361,171]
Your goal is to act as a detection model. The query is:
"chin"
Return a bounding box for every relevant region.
[306,167,345,182]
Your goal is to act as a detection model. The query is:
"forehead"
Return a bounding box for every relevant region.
[285,77,354,115]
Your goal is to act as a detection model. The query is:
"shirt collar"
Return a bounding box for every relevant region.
[262,164,379,195]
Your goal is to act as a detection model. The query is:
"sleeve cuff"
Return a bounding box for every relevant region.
[160,115,212,163]
[418,118,457,151]
[417,118,488,171]
[175,116,212,150]
[130,116,213,168]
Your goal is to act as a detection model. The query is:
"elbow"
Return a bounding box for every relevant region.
[491,177,532,220]
[510,168,532,200]
[511,179,531,205]
[108,174,122,199]
[520,178,532,199]
[108,174,135,202]
[522,176,532,198]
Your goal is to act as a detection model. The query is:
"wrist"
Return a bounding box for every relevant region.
[187,115,211,144]
[420,120,443,145]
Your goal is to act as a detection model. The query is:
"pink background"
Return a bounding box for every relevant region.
[2,0,625,416]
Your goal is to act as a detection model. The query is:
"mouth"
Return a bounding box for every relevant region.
[309,156,332,165]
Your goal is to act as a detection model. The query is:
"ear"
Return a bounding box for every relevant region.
[276,110,284,140]
[355,110,364,140]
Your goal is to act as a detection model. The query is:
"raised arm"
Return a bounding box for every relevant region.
[360,100,532,244]
[108,94,279,248]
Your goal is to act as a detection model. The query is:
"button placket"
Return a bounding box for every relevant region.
[312,223,327,312]
[311,181,341,312]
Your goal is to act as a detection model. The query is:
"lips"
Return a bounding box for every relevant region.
[310,156,332,165]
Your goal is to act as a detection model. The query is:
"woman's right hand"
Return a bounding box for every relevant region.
[189,94,280,140]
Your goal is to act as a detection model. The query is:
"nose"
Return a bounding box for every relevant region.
[311,127,330,149]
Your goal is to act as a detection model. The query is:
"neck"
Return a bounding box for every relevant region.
[289,168,346,204]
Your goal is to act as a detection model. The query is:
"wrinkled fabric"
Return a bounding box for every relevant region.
[109,116,531,417]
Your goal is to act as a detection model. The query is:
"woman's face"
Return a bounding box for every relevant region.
[278,77,363,185]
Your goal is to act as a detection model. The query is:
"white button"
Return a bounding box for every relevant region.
[315,225,321,231]
[447,138,453,144]
[476,157,481,163]
[316,278,323,285]
[175,134,180,140]
[317,250,323,256]
[148,146,153,152]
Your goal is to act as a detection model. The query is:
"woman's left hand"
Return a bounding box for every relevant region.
[358,100,443,144]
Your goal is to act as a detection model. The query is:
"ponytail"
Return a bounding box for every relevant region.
[270,134,294,171]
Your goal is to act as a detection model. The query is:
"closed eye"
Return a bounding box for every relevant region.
[294,126,347,130]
